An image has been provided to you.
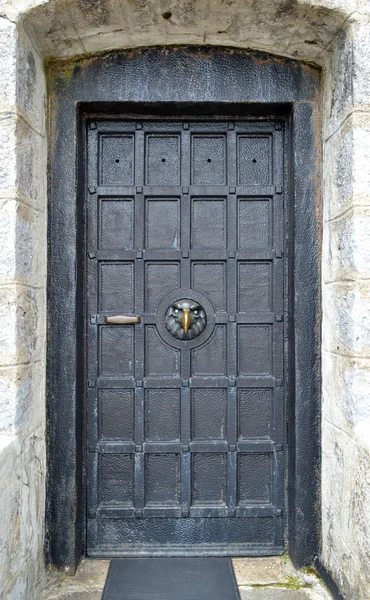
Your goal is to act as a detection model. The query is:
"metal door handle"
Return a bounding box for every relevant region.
[104,315,141,325]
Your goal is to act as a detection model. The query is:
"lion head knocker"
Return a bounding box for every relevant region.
[165,299,207,340]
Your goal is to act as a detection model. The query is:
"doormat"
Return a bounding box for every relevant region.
[101,557,240,600]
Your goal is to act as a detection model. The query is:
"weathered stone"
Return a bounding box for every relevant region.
[323,207,370,284]
[15,117,46,211]
[0,197,46,287]
[323,283,370,356]
[0,117,16,191]
[233,557,304,586]
[239,587,326,600]
[0,17,16,109]
[0,285,44,365]
[16,25,46,136]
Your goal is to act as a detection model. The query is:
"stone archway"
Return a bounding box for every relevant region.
[0,1,369,598]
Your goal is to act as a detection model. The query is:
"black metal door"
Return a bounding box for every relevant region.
[86,117,285,556]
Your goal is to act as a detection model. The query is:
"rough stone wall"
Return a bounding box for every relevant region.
[0,14,47,600]
[321,14,370,599]
[0,1,369,599]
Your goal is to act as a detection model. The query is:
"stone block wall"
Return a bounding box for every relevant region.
[321,14,370,598]
[0,1,369,599]
[0,14,46,600]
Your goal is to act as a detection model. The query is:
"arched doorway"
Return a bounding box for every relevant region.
[47,46,321,569]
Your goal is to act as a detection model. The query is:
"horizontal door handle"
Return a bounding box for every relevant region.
[104,315,141,325]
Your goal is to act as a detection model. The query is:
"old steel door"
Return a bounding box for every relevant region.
[86,117,285,556]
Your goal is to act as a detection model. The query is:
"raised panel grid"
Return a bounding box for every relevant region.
[191,135,227,185]
[99,262,134,312]
[145,134,181,185]
[191,198,227,248]
[87,118,285,552]
[99,390,134,440]
[99,198,134,250]
[99,135,134,186]
[145,197,180,249]
[237,135,272,185]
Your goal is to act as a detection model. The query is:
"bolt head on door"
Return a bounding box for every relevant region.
[165,299,207,340]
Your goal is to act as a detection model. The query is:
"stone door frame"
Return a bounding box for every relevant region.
[47,47,321,572]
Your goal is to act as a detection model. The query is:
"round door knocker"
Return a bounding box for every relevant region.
[165,299,207,340]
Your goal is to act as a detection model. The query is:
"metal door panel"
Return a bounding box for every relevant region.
[86,117,286,556]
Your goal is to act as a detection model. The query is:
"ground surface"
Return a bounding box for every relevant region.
[39,557,333,599]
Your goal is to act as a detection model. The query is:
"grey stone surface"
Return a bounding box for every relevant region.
[39,559,334,600]
[239,589,319,600]
[233,557,304,586]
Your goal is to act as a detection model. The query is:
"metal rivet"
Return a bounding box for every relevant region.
[90,314,97,324]
[136,123,143,130]
[228,508,236,517]
[276,378,283,387]
[88,251,96,259]
[228,251,236,258]
[87,380,96,389]
[182,508,190,517]
[136,380,143,387]
[182,187,189,194]
[89,121,97,130]
[88,186,96,195]
[228,376,236,386]
[275,186,283,194]
[229,444,236,452]
[183,123,189,130]
[136,186,143,194]
[182,445,189,452]
[135,445,142,452]
[275,315,283,322]
[228,122,235,130]
[228,315,236,322]
[275,122,283,131]
[182,251,189,259]
[135,509,143,517]
[182,379,189,387]
[229,186,236,194]
[136,251,143,259]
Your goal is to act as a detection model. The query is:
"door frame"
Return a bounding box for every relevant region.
[46,46,322,572]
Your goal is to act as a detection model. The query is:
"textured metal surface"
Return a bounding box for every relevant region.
[47,46,321,571]
[86,118,285,554]
[102,558,240,600]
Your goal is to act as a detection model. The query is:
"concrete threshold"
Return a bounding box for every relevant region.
[39,557,333,600]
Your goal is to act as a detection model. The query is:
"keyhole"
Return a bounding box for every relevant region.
[252,159,257,163]
[207,158,211,163]
[115,159,120,163]
[162,158,166,163]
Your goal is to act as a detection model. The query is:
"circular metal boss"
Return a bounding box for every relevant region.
[165,298,207,340]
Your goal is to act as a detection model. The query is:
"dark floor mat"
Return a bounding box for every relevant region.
[101,557,240,600]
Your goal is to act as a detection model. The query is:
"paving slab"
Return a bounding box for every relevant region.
[233,557,303,585]
[50,594,102,600]
[240,588,314,599]
[40,558,333,600]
